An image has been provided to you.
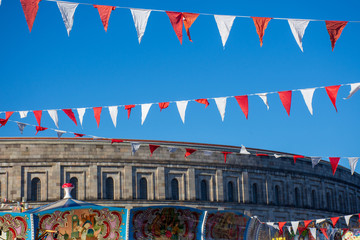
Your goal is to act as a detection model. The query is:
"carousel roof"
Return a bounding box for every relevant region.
[26,198,97,214]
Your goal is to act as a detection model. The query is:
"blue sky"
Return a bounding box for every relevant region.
[0,0,359,170]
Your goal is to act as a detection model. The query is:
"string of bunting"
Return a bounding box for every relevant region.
[0,82,359,128]
[3,119,359,176]
[11,0,360,50]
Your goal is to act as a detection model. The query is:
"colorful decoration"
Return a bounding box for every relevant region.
[0,213,30,239]
[325,21,348,50]
[93,5,116,32]
[20,0,41,32]
[251,17,272,47]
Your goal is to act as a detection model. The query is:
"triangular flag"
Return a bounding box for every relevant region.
[159,102,169,111]
[19,111,28,118]
[257,93,269,110]
[345,83,360,99]
[5,112,13,120]
[311,157,321,168]
[185,148,196,158]
[278,91,292,116]
[130,9,151,44]
[93,107,102,127]
[111,139,123,144]
[329,157,340,175]
[141,103,152,125]
[47,110,59,128]
[214,97,227,121]
[77,108,86,127]
[214,15,236,48]
[35,126,47,135]
[176,101,188,124]
[344,215,352,226]
[17,123,26,134]
[235,95,249,119]
[325,85,341,112]
[62,109,77,126]
[300,88,315,115]
[274,154,284,158]
[183,12,199,42]
[342,228,349,236]
[251,17,272,47]
[288,19,309,52]
[309,228,317,239]
[286,226,292,234]
[278,222,286,235]
[240,145,250,154]
[20,0,41,32]
[304,220,312,229]
[325,21,348,51]
[55,130,65,139]
[293,155,304,164]
[57,2,78,36]
[125,105,135,119]
[149,144,160,156]
[195,99,209,108]
[166,11,183,44]
[331,217,339,227]
[74,133,85,138]
[93,5,116,32]
[348,157,359,175]
[222,151,231,163]
[33,110,42,126]
[131,142,141,155]
[316,219,326,224]
[168,147,178,153]
[291,221,299,234]
[108,106,118,127]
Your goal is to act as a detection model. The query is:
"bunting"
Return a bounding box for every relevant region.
[141,103,152,125]
[93,107,102,127]
[159,102,169,111]
[240,145,250,154]
[311,157,322,168]
[309,228,317,239]
[130,9,151,44]
[300,88,315,115]
[57,2,78,36]
[251,17,272,47]
[288,19,309,52]
[291,221,299,234]
[195,99,209,108]
[108,106,118,127]
[74,133,85,137]
[214,15,236,48]
[62,109,77,126]
[55,130,65,139]
[125,105,135,119]
[17,123,26,134]
[293,155,304,164]
[345,83,360,99]
[214,97,227,121]
[20,0,41,32]
[257,93,269,110]
[35,126,47,135]
[303,220,312,229]
[325,85,341,112]
[94,5,116,32]
[176,101,188,124]
[149,144,160,156]
[329,157,340,175]
[325,21,348,51]
[330,217,339,227]
[166,11,183,44]
[278,222,286,235]
[348,157,359,175]
[19,111,28,118]
[235,95,249,119]
[47,110,59,128]
[131,142,141,155]
[33,110,42,126]
[77,108,86,126]
[222,151,231,163]
[183,13,199,42]
[185,148,196,158]
[344,215,352,226]
[278,90,292,116]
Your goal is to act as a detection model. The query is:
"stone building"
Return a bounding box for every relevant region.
[0,138,359,223]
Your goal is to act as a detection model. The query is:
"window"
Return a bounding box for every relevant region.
[171,179,179,200]
[228,182,234,202]
[274,186,280,205]
[31,178,41,201]
[326,192,332,210]
[105,177,114,200]
[69,177,78,199]
[253,183,258,204]
[311,190,317,209]
[139,178,147,200]
[295,188,300,207]
[200,180,208,201]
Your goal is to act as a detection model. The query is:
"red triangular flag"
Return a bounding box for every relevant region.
[0,119,8,127]
[20,0,41,32]
[125,105,135,119]
[235,95,249,119]
[35,126,47,135]
[278,91,292,116]
[5,112,14,120]
[304,220,312,229]
[331,217,339,227]
[293,155,304,164]
[195,99,209,108]
[251,17,272,47]
[166,11,183,44]
[33,110,42,126]
[222,151,231,163]
[325,85,341,112]
[111,139,123,144]
[256,153,268,157]
[159,102,170,111]
[94,5,116,32]
[325,21,348,51]
[149,144,160,156]
[342,228,349,236]
[62,109,77,126]
[185,148,196,158]
[329,157,340,175]
[74,133,85,138]
[320,228,329,239]
[183,12,199,42]
[278,222,286,235]
[93,107,102,128]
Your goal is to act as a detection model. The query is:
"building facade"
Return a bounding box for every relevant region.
[0,138,359,223]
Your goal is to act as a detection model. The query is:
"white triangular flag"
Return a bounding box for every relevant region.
[315,219,326,224]
[345,83,360,99]
[141,103,152,125]
[17,123,26,134]
[311,157,321,168]
[57,2,78,36]
[344,215,352,226]
[274,154,286,158]
[288,19,309,52]
[286,226,292,234]
[131,142,141,155]
[291,221,299,234]
[47,110,59,128]
[55,130,66,139]
[309,228,317,239]
[214,15,236,48]
[300,88,315,115]
[77,108,86,127]
[130,9,151,44]
[214,97,227,121]
[240,145,250,154]
[19,111,28,118]
[168,147,178,153]
[257,93,269,110]
[108,106,118,127]
[176,101,188,124]
[348,157,359,175]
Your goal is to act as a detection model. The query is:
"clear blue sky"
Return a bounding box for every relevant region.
[0,0,359,170]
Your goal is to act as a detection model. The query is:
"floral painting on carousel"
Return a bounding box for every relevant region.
[37,207,127,240]
[0,213,31,240]
[129,206,204,240]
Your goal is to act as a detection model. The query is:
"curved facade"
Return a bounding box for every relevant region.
[0,138,359,223]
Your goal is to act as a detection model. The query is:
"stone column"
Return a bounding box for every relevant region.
[86,164,98,200]
[156,167,166,200]
[123,165,133,200]
[216,169,224,202]
[187,168,196,201]
[242,171,249,203]
[48,162,61,201]
[8,165,22,201]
